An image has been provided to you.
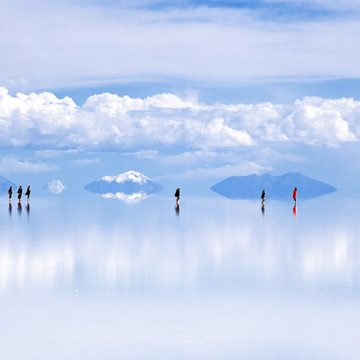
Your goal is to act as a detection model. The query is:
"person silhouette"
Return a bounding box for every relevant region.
[174,188,180,206]
[261,203,265,216]
[292,187,298,203]
[8,186,13,203]
[261,189,265,205]
[17,185,23,203]
[25,185,31,203]
[8,203,12,217]
[17,201,22,215]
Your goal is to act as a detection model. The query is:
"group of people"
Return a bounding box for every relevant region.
[261,187,298,205]
[174,187,298,207]
[261,187,298,217]
[8,185,31,203]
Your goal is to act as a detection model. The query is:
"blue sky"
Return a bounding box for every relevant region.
[1,0,360,197]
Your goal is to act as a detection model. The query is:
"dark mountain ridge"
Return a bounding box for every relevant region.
[210,172,336,200]
[0,176,17,195]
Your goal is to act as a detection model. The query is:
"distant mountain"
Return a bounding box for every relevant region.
[0,176,17,195]
[210,172,336,200]
[84,171,163,202]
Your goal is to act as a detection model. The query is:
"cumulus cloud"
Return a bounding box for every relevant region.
[285,97,357,145]
[0,156,57,173]
[45,180,66,194]
[0,87,358,152]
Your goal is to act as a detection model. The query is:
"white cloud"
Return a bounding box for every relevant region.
[120,150,160,159]
[35,149,79,158]
[0,87,358,152]
[1,2,360,88]
[159,150,219,164]
[73,158,101,166]
[0,87,253,150]
[45,180,66,194]
[83,93,196,114]
[0,156,57,173]
[285,97,357,146]
[172,162,272,179]
[264,0,360,11]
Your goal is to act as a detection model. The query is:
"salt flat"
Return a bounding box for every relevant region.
[0,195,359,359]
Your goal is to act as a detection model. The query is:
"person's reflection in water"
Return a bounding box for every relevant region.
[26,203,30,217]
[8,203,12,217]
[293,204,297,218]
[17,201,22,216]
[175,203,180,216]
[261,203,265,217]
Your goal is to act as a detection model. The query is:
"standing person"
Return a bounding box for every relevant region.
[261,190,265,205]
[174,188,180,207]
[292,187,298,203]
[17,185,23,203]
[8,186,13,202]
[25,185,31,202]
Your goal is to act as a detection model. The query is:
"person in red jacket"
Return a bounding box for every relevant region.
[292,187,298,202]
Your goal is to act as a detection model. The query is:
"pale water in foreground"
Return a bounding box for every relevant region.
[0,195,359,359]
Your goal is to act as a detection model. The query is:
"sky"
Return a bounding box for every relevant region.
[1,0,360,197]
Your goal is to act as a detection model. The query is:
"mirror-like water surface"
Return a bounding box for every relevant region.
[0,196,359,359]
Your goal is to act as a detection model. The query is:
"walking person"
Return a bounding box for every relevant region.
[17,185,23,203]
[8,186,13,203]
[174,188,180,207]
[25,185,31,203]
[261,189,265,205]
[292,187,298,203]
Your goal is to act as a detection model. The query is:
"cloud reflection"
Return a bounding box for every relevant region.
[0,200,357,292]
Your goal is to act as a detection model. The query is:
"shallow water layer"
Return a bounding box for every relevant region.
[0,196,359,359]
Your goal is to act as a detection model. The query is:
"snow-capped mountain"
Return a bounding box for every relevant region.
[210,172,336,200]
[0,176,17,195]
[84,171,163,201]
[101,171,152,185]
